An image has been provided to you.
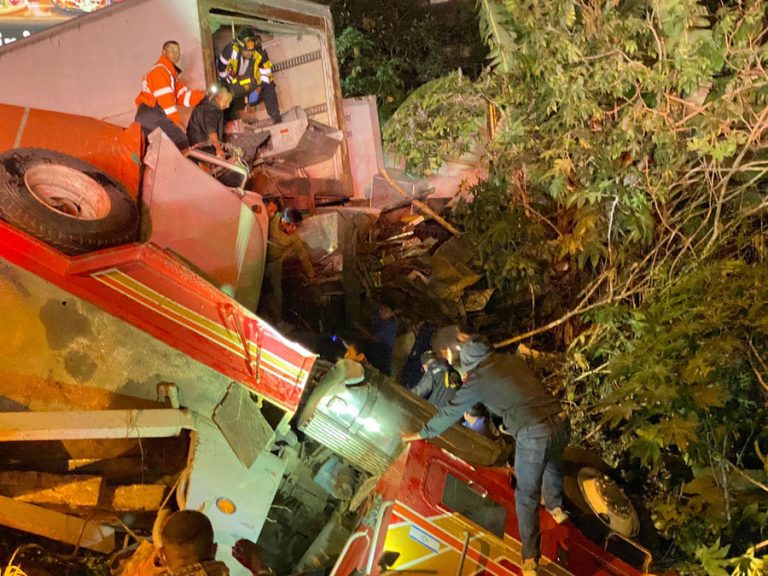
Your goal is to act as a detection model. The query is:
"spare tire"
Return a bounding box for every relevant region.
[0,148,139,255]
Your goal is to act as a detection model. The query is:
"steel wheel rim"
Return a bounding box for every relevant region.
[24,163,112,221]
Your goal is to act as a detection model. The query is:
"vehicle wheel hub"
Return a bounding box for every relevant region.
[24,163,112,220]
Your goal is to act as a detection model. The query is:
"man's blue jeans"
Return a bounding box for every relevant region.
[514,415,570,560]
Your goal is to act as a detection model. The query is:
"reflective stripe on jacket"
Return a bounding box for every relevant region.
[135,54,204,125]
[217,41,274,91]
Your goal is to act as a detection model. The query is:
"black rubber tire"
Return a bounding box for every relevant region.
[0,148,139,255]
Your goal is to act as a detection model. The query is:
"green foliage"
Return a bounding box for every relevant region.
[385,72,488,175]
[384,0,768,571]
[572,262,768,570]
[320,0,487,119]
[335,26,404,109]
[453,178,549,293]
[476,0,515,73]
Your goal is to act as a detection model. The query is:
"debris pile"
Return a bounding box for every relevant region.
[0,433,189,575]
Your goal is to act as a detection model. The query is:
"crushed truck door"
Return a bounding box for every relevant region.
[371,441,648,576]
[382,441,527,575]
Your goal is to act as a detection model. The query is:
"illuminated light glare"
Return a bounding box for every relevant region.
[216,497,237,515]
[328,397,356,417]
[360,417,380,433]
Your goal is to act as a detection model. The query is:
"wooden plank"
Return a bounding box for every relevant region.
[0,409,195,441]
[0,494,115,553]
[108,484,166,511]
[0,471,101,506]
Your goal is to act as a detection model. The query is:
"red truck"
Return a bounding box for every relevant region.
[0,1,656,575]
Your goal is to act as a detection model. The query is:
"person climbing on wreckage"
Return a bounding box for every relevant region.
[135,40,205,150]
[216,27,281,124]
[402,328,570,576]
[263,207,316,325]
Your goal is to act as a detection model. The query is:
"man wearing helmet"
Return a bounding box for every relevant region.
[216,27,281,123]
[411,350,463,408]
[264,207,315,322]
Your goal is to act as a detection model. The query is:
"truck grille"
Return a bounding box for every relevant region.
[302,415,392,475]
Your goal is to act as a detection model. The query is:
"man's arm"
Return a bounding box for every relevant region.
[233,539,271,575]
[415,382,481,439]
[175,79,205,109]
[208,132,224,157]
[202,107,225,156]
[217,43,234,79]
[256,47,274,85]
[410,372,434,400]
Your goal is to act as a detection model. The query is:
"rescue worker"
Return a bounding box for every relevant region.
[135,41,205,150]
[411,350,462,408]
[216,28,281,123]
[265,207,315,322]
[402,331,570,576]
[158,510,229,575]
[121,510,269,575]
[187,85,233,157]
[356,303,398,376]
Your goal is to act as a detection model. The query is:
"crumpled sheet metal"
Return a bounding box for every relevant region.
[299,212,340,256]
[300,208,381,258]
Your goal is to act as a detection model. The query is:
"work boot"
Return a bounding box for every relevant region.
[522,558,539,576]
[548,506,570,524]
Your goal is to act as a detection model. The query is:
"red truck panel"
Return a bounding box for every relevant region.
[0,103,142,198]
[0,223,315,413]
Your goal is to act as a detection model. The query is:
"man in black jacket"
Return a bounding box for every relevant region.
[403,332,569,576]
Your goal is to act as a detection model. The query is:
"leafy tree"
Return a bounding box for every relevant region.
[383,0,768,571]
[319,0,487,118]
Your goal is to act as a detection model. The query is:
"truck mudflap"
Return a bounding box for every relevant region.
[0,219,315,413]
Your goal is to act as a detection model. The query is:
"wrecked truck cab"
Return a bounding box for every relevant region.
[0,103,269,310]
[297,360,658,576]
[298,358,511,475]
[335,441,656,576]
[0,103,317,575]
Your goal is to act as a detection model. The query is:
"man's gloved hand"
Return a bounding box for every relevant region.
[232,539,269,575]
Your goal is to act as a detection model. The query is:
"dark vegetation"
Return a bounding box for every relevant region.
[338,0,768,572]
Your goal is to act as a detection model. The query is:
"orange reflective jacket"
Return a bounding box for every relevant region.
[135,54,204,125]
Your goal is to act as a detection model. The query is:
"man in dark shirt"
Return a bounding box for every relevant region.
[355,304,398,376]
[411,350,462,408]
[187,86,233,157]
[402,333,570,576]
